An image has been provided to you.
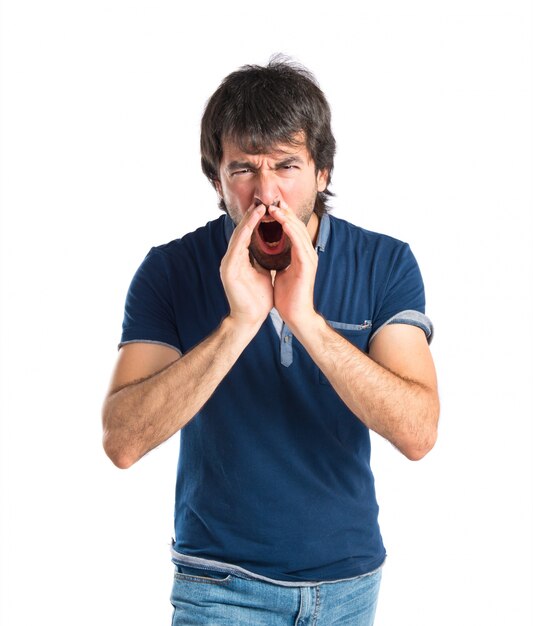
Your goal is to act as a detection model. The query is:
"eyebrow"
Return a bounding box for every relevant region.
[226,160,257,172]
[226,155,306,173]
[275,156,305,168]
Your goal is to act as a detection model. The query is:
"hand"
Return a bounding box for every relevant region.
[269,202,319,330]
[220,203,274,330]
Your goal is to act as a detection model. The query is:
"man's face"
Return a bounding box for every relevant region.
[215,135,328,271]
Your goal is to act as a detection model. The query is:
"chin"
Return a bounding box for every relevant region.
[250,245,292,271]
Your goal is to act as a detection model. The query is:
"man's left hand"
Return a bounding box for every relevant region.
[269,202,319,330]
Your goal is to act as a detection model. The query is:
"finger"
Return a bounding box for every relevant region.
[268,204,315,261]
[227,203,266,256]
[237,202,266,235]
[269,203,311,240]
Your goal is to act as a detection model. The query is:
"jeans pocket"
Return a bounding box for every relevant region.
[174,566,233,585]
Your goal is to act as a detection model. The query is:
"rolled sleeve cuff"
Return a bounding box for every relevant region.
[370,310,434,345]
[117,338,182,354]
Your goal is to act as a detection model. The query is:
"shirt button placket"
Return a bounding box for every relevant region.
[280,325,293,367]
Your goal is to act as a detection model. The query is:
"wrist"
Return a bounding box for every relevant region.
[223,313,264,346]
[288,310,327,344]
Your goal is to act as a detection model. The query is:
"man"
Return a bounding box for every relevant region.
[102,57,439,625]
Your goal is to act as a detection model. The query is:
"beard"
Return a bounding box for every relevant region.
[226,193,318,271]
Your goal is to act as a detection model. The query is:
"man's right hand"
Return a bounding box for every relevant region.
[220,203,274,330]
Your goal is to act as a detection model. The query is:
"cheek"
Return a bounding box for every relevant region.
[223,180,254,208]
[277,178,301,201]
[283,178,316,206]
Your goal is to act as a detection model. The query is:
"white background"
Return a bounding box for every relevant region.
[1,1,532,624]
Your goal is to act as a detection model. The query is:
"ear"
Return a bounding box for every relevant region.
[213,179,222,197]
[316,169,329,193]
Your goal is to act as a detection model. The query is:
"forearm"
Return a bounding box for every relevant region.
[102,316,258,468]
[293,314,439,460]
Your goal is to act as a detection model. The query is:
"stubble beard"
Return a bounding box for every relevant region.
[226,194,317,272]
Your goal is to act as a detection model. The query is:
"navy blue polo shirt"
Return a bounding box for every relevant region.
[120,213,432,584]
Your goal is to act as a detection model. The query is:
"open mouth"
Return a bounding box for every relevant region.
[252,215,291,269]
[258,219,283,247]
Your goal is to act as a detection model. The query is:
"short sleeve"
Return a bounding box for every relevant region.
[119,248,182,353]
[371,243,433,344]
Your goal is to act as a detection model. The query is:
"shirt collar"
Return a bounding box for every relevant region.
[223,213,235,244]
[315,213,330,252]
[223,212,331,252]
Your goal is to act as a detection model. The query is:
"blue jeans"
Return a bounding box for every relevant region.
[170,566,382,625]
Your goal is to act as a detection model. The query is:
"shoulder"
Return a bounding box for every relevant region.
[149,215,227,260]
[138,215,228,275]
[325,214,425,303]
[127,216,227,292]
[326,214,411,262]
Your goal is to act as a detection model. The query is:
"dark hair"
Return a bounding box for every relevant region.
[200,55,336,216]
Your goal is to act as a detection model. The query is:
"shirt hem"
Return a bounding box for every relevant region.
[170,546,386,588]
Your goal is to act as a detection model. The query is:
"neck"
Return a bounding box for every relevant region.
[307,212,320,246]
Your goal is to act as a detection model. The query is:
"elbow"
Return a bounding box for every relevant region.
[402,401,440,462]
[102,401,139,470]
[403,433,437,461]
[112,456,136,470]
[102,430,137,469]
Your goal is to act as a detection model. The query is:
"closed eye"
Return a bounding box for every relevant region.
[276,164,300,177]
[231,169,254,176]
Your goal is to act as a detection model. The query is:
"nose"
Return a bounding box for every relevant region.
[254,171,280,208]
